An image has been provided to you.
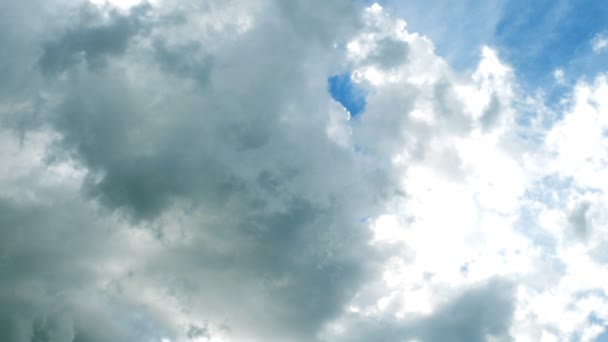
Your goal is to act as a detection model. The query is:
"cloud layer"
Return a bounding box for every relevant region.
[1,1,608,341]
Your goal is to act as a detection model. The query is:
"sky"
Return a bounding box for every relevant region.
[1,0,608,341]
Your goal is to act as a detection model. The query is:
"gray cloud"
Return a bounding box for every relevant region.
[0,191,167,341]
[0,0,550,341]
[481,93,502,131]
[568,200,591,240]
[152,39,214,85]
[331,278,516,342]
[411,279,515,342]
[38,2,151,75]
[366,38,410,69]
[1,1,392,341]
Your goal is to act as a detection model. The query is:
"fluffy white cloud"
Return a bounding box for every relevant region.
[323,5,608,342]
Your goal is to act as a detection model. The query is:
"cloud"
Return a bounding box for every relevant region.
[0,130,171,342]
[1,1,388,340]
[379,0,505,69]
[592,33,608,53]
[323,278,516,342]
[2,1,608,342]
[38,2,151,75]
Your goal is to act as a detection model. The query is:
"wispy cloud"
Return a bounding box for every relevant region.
[592,33,608,52]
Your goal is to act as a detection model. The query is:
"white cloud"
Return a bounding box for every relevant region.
[592,33,608,52]
[325,6,608,342]
[554,68,565,84]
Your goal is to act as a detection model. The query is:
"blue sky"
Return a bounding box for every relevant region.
[332,0,608,120]
[326,4,608,339]
[379,0,608,88]
[328,72,366,117]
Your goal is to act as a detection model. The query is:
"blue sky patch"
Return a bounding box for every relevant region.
[494,0,608,90]
[590,314,608,342]
[328,72,367,118]
[382,0,608,102]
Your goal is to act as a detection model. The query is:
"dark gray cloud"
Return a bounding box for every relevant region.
[0,1,390,341]
[412,279,515,342]
[38,2,151,75]
[152,40,214,85]
[331,278,516,342]
[0,191,169,342]
[0,0,68,134]
[38,0,368,222]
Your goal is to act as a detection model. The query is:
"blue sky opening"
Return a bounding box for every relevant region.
[328,72,367,118]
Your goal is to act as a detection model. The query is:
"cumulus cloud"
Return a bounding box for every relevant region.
[1,1,387,340]
[1,1,608,342]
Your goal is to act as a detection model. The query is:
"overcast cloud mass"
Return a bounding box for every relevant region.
[1,0,608,341]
